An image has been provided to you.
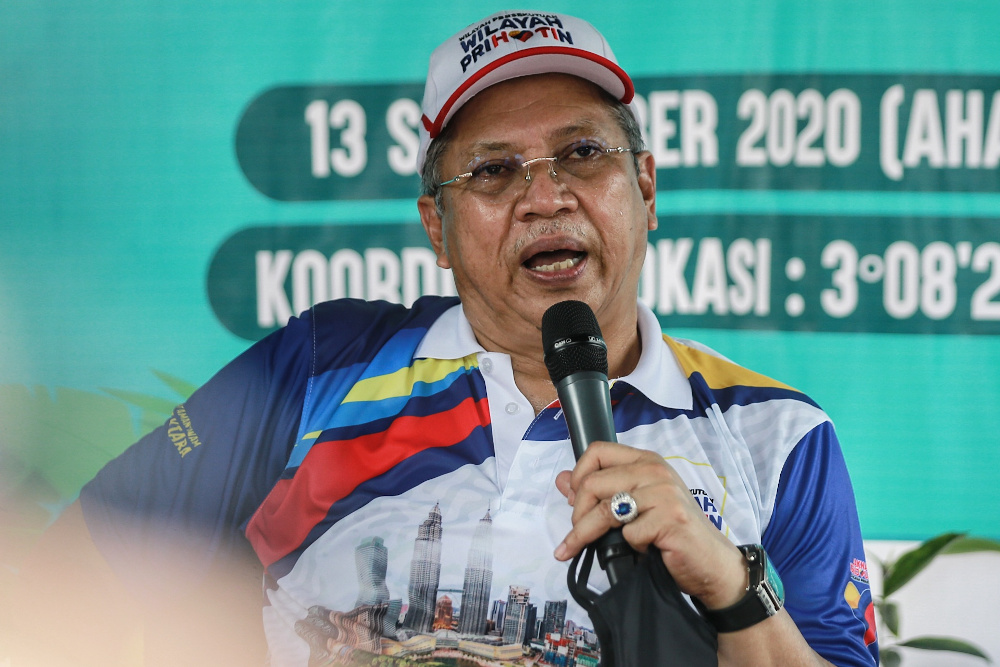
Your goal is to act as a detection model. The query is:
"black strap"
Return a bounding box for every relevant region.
[567,543,599,612]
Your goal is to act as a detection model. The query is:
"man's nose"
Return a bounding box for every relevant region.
[522,156,559,184]
[514,158,577,219]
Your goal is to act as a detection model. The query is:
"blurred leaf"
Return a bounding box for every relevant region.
[0,385,139,498]
[941,536,1000,556]
[0,372,195,560]
[0,371,199,588]
[152,369,197,400]
[0,384,145,580]
[880,648,901,667]
[873,554,887,581]
[897,636,991,661]
[99,387,178,417]
[877,599,900,638]
[883,532,965,598]
[137,410,170,438]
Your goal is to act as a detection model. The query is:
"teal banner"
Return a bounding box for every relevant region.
[208,217,1000,341]
[208,223,455,339]
[236,75,1000,200]
[236,84,424,201]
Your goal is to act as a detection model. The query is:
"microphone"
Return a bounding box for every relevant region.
[542,300,637,584]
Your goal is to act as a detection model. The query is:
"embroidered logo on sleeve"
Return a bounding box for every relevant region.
[850,558,870,584]
[844,558,878,649]
[167,404,203,458]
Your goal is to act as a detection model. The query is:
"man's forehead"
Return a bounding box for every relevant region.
[444,74,623,150]
[459,120,617,155]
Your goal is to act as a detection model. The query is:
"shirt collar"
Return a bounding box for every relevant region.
[616,302,693,410]
[414,301,693,410]
[415,302,485,360]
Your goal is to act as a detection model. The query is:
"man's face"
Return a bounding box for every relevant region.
[418,73,657,350]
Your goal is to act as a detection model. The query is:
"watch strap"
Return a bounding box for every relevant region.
[693,544,783,633]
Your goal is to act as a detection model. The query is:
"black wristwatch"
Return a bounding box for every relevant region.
[693,544,785,632]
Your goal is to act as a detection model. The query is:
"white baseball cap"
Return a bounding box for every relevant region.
[417,10,638,172]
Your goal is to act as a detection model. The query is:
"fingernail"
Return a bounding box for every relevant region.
[554,542,568,560]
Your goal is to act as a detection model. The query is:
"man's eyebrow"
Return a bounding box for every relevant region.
[549,120,607,141]
[463,141,515,155]
[459,120,613,158]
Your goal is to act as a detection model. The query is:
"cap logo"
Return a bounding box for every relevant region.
[457,13,573,73]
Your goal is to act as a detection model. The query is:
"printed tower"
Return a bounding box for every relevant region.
[354,536,390,608]
[542,599,567,637]
[403,503,443,632]
[502,585,530,645]
[457,508,494,635]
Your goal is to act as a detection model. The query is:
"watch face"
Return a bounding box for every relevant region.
[764,555,785,604]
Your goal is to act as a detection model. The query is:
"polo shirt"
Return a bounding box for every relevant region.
[82,296,877,666]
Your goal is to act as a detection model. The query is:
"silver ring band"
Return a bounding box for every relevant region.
[610,491,639,524]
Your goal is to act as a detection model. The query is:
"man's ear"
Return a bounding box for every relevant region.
[418,194,451,269]
[636,151,658,231]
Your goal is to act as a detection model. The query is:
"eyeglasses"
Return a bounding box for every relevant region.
[438,142,634,199]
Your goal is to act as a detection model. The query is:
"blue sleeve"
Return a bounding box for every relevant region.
[762,421,879,666]
[79,313,313,600]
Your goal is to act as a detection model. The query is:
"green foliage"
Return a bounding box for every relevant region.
[942,537,1000,556]
[0,385,136,499]
[877,599,899,637]
[882,532,964,598]
[896,637,992,659]
[880,648,902,667]
[151,370,199,400]
[877,533,999,665]
[0,370,195,568]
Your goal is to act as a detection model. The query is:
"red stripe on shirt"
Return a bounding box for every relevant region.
[246,395,490,568]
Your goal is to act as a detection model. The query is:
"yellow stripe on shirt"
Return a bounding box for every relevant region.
[343,355,478,404]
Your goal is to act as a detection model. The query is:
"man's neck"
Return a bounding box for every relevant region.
[466,305,643,415]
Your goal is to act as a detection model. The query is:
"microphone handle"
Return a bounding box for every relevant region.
[556,371,617,455]
[555,372,637,585]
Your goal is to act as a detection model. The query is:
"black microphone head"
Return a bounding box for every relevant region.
[542,300,609,383]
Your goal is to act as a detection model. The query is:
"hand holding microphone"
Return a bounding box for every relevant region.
[542,300,638,584]
[544,301,751,612]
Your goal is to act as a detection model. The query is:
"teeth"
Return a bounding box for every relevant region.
[531,255,582,272]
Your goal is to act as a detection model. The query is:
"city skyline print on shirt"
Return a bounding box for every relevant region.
[295,503,601,667]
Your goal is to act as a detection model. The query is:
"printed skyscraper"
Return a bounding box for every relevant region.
[542,599,568,637]
[403,503,443,633]
[353,536,390,608]
[458,508,494,635]
[502,585,530,645]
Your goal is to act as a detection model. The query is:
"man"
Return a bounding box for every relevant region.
[10,10,878,667]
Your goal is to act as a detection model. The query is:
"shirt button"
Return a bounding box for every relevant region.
[481,358,494,373]
[505,402,519,415]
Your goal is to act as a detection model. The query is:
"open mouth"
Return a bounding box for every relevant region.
[524,249,586,273]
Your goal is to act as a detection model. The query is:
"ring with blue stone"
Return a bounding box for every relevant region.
[610,491,639,524]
